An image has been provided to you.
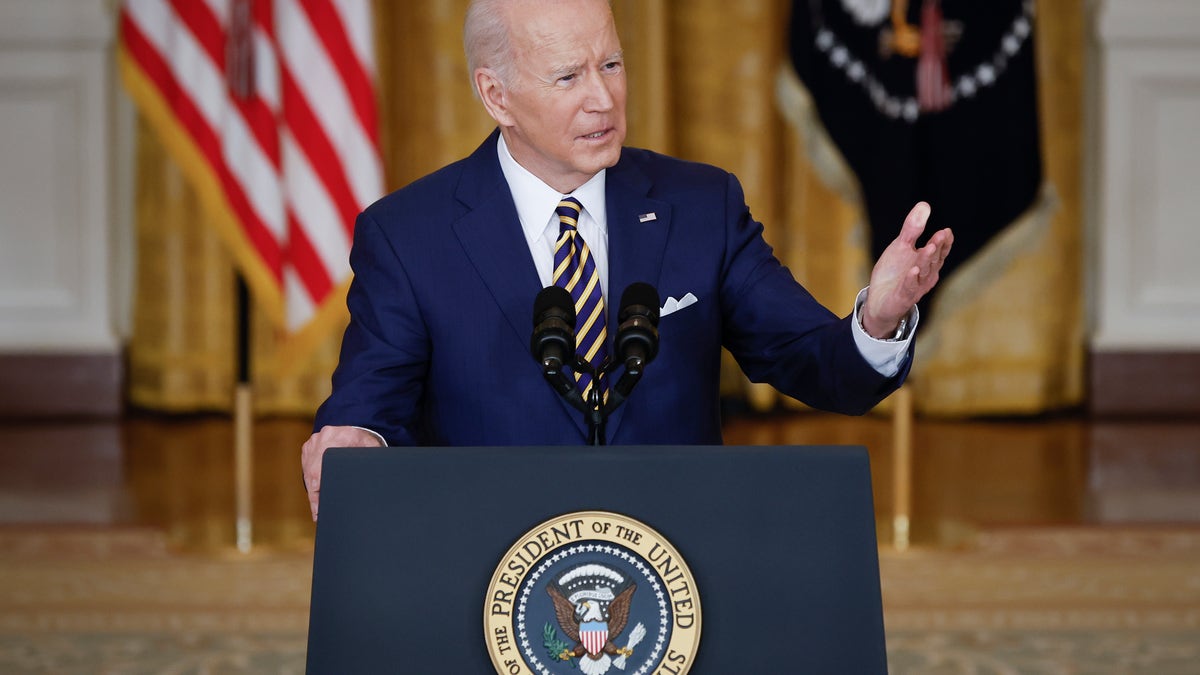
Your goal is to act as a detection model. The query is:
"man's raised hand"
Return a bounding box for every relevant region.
[861,202,954,338]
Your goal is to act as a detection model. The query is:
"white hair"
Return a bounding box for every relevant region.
[463,0,614,94]
[464,0,517,92]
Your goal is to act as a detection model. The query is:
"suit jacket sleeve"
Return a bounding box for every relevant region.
[314,210,429,445]
[716,172,908,415]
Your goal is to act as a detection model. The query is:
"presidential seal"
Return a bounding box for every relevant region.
[485,511,701,675]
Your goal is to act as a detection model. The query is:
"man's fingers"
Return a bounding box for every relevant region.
[928,227,954,257]
[304,466,321,522]
[879,223,949,310]
[301,425,384,523]
[898,202,931,246]
[301,433,327,522]
[910,265,924,289]
[301,440,322,493]
[920,228,953,269]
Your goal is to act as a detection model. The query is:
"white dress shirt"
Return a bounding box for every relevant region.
[498,134,611,298]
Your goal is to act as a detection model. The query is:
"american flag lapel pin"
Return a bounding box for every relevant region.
[638,212,657,223]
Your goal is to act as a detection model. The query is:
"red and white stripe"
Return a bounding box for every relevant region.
[120,0,383,332]
[581,627,608,656]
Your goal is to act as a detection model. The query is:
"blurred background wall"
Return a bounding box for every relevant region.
[1,0,1198,421]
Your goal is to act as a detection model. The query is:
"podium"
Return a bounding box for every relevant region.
[307,445,889,674]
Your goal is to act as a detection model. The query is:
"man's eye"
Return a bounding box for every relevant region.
[559,73,576,83]
[604,61,622,71]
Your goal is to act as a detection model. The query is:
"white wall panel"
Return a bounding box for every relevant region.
[0,1,116,351]
[1092,0,1200,349]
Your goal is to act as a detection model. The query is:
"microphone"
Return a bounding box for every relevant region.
[614,282,660,374]
[531,286,586,411]
[605,283,660,413]
[531,286,576,371]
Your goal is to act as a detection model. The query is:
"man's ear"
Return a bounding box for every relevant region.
[475,68,514,126]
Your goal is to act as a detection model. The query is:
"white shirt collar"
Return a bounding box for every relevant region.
[496,132,607,249]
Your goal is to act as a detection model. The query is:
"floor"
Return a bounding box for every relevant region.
[1,409,1197,551]
[2,410,1199,673]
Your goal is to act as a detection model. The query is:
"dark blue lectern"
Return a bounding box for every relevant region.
[307,445,888,673]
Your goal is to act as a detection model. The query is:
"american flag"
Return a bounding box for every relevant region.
[118,0,384,338]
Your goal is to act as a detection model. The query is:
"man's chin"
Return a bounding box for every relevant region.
[580,143,623,172]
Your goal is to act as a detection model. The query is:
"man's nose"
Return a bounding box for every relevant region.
[583,72,615,112]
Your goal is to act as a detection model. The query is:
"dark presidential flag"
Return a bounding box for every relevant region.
[787,0,1042,294]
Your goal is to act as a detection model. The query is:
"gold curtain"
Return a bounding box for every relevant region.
[127,0,1083,417]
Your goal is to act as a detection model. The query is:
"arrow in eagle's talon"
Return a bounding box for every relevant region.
[612,622,646,670]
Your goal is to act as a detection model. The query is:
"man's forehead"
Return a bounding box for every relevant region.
[506,0,619,48]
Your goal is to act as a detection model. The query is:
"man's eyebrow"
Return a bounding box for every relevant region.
[547,62,582,80]
[544,51,624,81]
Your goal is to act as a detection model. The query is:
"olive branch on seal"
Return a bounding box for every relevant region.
[543,623,575,665]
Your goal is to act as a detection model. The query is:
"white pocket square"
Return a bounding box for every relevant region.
[660,293,698,317]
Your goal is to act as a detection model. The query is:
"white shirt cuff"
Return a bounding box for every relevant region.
[850,287,917,378]
[353,426,388,447]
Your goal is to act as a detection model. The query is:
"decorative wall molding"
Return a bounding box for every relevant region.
[0,0,112,48]
[1090,0,1200,354]
[1096,0,1200,45]
[0,1,118,354]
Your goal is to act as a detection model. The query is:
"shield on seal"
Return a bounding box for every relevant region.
[579,621,609,657]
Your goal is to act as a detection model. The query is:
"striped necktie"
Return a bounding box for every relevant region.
[553,197,608,402]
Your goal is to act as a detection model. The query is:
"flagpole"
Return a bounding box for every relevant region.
[892,385,913,552]
[227,0,254,556]
[234,274,254,554]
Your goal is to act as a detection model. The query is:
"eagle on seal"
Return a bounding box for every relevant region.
[547,581,637,671]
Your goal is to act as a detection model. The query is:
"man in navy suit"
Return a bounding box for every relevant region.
[301,0,954,520]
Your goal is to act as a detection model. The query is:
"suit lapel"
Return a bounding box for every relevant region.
[451,131,589,438]
[603,156,671,441]
[452,134,542,348]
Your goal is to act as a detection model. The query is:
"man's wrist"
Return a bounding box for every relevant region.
[850,287,914,376]
[855,289,915,342]
[861,313,900,340]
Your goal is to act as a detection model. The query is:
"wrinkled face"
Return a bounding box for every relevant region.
[480,0,627,193]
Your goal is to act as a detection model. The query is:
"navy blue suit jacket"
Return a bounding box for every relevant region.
[315,130,909,446]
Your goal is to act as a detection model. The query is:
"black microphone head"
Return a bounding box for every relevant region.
[532,286,577,366]
[615,282,660,366]
[533,286,576,326]
[618,282,660,324]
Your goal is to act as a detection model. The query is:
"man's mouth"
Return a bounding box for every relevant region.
[581,129,609,140]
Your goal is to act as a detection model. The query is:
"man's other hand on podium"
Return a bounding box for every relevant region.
[302,426,385,521]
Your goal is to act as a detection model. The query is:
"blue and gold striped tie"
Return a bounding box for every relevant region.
[553,197,608,402]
